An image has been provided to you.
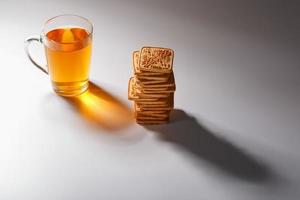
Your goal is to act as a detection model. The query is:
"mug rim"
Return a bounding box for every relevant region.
[42,14,93,45]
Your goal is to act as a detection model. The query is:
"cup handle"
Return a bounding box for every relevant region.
[24,35,48,75]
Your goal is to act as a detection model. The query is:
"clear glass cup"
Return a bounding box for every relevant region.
[25,14,93,96]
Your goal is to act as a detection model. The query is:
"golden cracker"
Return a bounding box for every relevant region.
[136,120,169,125]
[138,110,171,114]
[135,92,170,98]
[135,71,168,76]
[139,83,175,88]
[136,106,173,111]
[143,90,175,94]
[136,116,169,121]
[139,80,170,85]
[136,76,169,81]
[135,101,169,105]
[128,77,137,100]
[134,98,160,102]
[133,51,140,73]
[139,47,174,73]
[136,112,169,118]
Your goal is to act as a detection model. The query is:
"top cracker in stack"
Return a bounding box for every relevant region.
[128,46,176,124]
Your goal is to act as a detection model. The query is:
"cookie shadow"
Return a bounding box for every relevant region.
[63,81,134,131]
[145,109,274,182]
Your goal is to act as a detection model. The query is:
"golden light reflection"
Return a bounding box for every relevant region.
[65,82,134,131]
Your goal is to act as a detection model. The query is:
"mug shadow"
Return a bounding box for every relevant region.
[63,81,134,131]
[145,109,275,183]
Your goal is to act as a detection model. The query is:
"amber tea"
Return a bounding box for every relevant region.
[45,28,92,96]
[25,15,93,96]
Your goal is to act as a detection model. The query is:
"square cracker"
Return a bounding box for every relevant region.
[133,51,140,73]
[128,77,158,101]
[143,86,175,91]
[130,77,173,100]
[136,93,174,106]
[137,117,169,121]
[139,47,174,73]
[136,93,171,99]
[136,75,170,81]
[137,112,171,118]
[135,105,173,111]
[134,50,172,75]
[135,100,169,105]
[136,119,169,125]
[143,90,175,94]
[135,72,176,88]
[136,110,170,114]
[135,78,172,86]
[137,71,175,85]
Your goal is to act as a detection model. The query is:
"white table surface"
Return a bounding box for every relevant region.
[1,0,300,199]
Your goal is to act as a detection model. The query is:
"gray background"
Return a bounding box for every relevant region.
[0,0,300,199]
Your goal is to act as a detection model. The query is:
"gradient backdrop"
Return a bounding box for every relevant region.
[0,0,299,200]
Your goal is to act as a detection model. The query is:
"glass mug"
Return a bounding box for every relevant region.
[25,14,93,96]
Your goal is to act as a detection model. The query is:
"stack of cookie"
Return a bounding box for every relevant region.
[128,46,176,124]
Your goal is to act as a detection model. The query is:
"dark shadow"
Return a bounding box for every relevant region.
[63,81,134,131]
[145,109,274,182]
